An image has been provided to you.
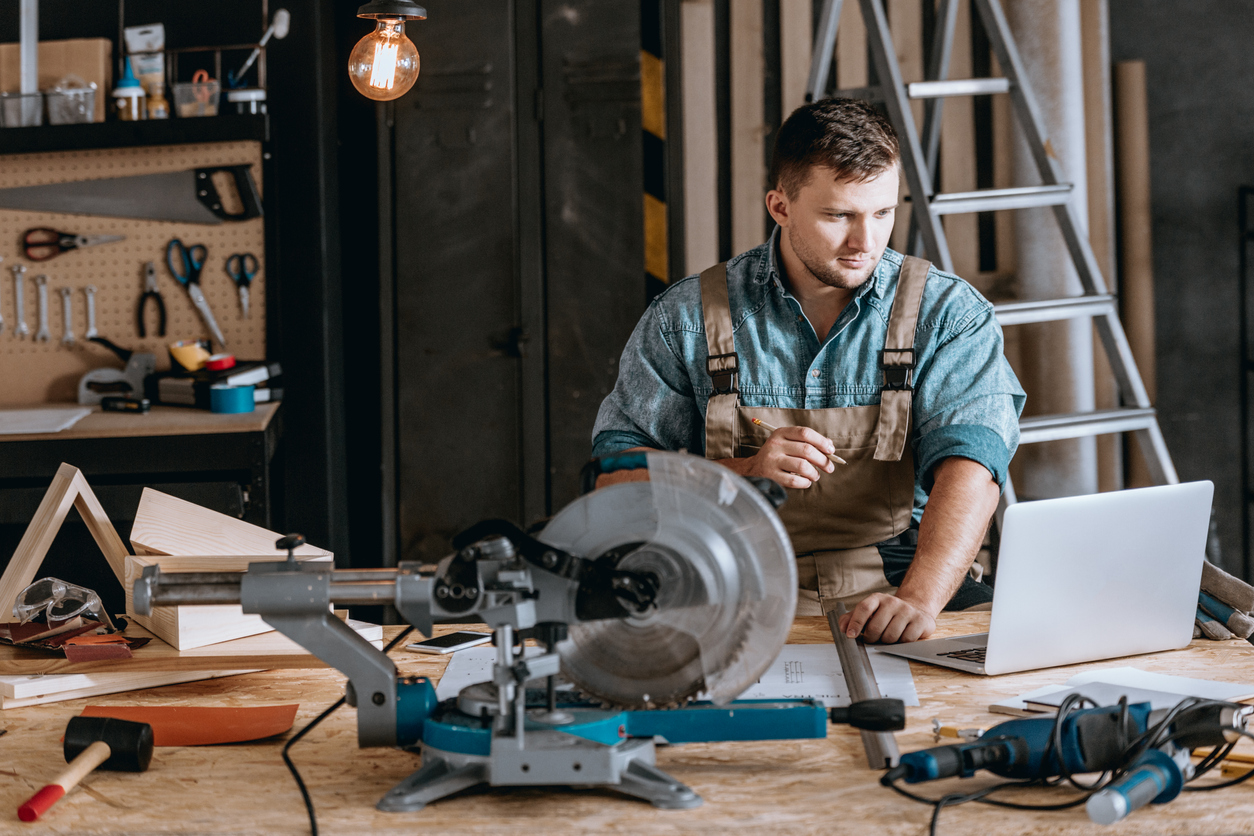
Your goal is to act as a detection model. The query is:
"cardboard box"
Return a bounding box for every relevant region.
[0,38,113,123]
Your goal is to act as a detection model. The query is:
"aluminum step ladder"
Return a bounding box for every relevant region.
[805,0,1178,518]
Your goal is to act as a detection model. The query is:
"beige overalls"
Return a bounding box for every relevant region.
[700,256,930,616]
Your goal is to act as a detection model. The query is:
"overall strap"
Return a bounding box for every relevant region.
[874,256,930,461]
[700,263,739,460]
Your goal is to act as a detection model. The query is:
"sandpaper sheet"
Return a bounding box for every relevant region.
[80,703,299,746]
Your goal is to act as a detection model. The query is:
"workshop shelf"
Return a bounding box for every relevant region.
[0,114,268,155]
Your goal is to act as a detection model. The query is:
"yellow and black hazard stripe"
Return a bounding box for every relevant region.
[642,0,668,298]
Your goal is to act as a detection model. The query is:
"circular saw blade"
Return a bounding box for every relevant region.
[539,452,796,709]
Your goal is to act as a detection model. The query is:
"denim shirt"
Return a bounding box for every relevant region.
[592,229,1026,520]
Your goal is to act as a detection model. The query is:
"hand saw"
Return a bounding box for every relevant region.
[0,165,263,225]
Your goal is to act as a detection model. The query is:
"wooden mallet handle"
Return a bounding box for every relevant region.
[18,740,111,822]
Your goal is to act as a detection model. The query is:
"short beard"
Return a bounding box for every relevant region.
[786,227,879,290]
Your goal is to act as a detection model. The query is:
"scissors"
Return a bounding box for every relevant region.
[166,238,227,348]
[24,228,125,262]
[225,252,258,318]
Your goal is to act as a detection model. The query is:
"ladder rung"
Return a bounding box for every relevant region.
[929,184,1073,215]
[994,295,1117,326]
[907,78,1011,99]
[1019,408,1157,444]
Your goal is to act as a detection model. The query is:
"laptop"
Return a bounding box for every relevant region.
[880,481,1213,675]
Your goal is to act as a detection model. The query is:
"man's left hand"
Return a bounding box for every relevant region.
[837,593,936,644]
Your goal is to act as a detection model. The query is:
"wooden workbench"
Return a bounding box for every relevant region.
[1,614,1253,835]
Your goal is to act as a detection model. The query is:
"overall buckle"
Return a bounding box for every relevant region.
[707,352,739,395]
[879,348,915,391]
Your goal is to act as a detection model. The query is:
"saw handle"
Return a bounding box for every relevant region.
[194,165,264,221]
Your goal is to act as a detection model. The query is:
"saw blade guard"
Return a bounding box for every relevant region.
[541,451,796,708]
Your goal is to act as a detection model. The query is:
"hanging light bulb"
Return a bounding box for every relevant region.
[349,1,426,102]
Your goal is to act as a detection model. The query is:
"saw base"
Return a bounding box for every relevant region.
[378,735,701,812]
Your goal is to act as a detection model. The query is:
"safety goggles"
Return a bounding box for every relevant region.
[13,578,119,632]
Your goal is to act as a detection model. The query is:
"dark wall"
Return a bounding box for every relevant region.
[1109,1,1254,577]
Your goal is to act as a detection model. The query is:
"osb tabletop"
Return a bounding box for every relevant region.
[1,614,1253,835]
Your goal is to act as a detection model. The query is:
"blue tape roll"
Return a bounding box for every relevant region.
[210,384,255,414]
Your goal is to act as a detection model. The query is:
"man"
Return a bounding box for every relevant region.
[592,98,1025,644]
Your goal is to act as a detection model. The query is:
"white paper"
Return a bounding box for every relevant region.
[733,644,919,707]
[0,407,91,435]
[435,643,919,708]
[989,684,1072,716]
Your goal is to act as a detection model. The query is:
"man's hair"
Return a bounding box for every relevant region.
[768,98,900,198]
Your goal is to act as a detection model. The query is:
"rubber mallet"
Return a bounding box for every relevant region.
[18,716,153,822]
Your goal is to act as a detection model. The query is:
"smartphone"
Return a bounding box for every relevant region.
[405,631,492,655]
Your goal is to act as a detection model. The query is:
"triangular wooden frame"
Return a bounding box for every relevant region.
[0,462,129,624]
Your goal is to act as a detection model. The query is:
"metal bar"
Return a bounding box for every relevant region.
[19,0,37,94]
[993,294,1116,327]
[859,0,953,271]
[828,603,899,769]
[929,183,1072,215]
[805,0,844,102]
[1131,424,1180,485]
[908,77,1011,99]
[1018,408,1158,444]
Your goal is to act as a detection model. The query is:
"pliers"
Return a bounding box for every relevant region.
[137,261,167,338]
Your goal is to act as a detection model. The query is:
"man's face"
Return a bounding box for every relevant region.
[766,166,900,290]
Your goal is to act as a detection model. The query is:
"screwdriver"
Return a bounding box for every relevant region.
[750,418,848,465]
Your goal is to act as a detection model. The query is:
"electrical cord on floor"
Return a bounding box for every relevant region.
[878,695,1254,836]
[283,624,415,836]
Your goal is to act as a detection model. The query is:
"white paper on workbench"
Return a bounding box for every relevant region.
[0,407,91,435]
[731,644,919,707]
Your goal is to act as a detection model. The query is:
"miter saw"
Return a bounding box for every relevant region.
[134,451,903,811]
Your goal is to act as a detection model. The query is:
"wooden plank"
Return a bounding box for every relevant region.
[123,554,334,650]
[0,618,383,675]
[887,0,923,255]
[0,403,279,443]
[941,0,979,282]
[0,463,82,621]
[1,670,255,709]
[682,0,719,273]
[129,488,332,559]
[1081,0,1121,493]
[836,0,868,89]
[71,469,130,587]
[1114,59,1156,488]
[779,0,812,118]
[730,0,767,253]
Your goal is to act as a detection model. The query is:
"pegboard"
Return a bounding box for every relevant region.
[0,141,266,407]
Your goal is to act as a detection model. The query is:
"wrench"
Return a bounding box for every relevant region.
[59,286,74,346]
[34,275,49,342]
[11,263,28,339]
[84,285,98,340]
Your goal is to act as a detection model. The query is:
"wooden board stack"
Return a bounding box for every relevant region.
[127,488,333,650]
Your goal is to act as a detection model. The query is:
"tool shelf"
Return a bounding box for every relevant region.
[0,114,267,156]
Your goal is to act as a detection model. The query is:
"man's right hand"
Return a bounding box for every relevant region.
[721,426,836,489]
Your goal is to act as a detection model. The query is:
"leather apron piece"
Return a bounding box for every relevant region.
[700,256,931,615]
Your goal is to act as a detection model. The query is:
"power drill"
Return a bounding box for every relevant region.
[885,701,1251,825]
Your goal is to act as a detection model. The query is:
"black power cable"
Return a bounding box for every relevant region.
[282,625,415,836]
[881,696,1252,835]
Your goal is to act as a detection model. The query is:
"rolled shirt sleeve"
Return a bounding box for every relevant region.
[912,304,1025,491]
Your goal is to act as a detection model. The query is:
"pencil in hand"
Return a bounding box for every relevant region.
[751,418,847,465]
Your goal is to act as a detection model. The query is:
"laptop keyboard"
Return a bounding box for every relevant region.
[937,646,987,663]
